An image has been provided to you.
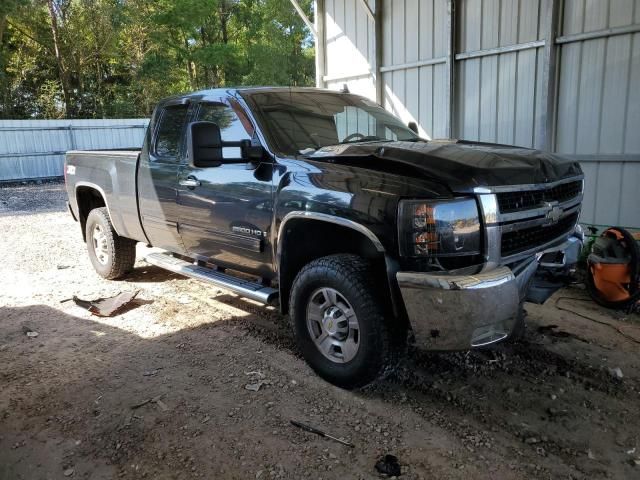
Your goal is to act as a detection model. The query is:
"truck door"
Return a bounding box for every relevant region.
[137,102,190,252]
[175,100,274,278]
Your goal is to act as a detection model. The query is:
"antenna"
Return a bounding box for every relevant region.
[340,83,350,94]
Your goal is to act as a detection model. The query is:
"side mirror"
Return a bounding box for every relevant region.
[408,121,419,134]
[240,137,265,162]
[187,121,223,168]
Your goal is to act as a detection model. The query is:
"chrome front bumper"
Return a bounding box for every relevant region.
[396,258,539,350]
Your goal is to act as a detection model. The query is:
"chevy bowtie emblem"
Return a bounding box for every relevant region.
[544,201,563,224]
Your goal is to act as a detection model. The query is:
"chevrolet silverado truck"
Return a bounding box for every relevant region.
[65,87,584,388]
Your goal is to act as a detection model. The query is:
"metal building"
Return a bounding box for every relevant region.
[306,0,640,229]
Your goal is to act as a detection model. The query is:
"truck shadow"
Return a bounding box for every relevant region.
[2,300,638,479]
[123,264,187,283]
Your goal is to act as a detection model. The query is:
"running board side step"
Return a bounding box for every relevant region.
[145,252,278,304]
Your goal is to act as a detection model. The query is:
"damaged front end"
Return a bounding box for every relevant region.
[396,258,538,350]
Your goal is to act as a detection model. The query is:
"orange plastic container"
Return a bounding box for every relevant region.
[589,262,632,302]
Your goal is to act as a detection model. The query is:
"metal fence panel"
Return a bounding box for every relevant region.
[0,119,149,181]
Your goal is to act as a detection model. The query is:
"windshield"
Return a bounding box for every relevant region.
[243,90,419,155]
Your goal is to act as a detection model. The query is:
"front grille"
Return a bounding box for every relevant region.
[497,180,582,213]
[501,212,579,257]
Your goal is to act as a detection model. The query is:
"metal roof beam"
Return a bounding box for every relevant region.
[357,0,375,21]
[290,0,317,38]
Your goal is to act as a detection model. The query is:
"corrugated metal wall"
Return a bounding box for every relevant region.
[319,0,640,229]
[555,0,640,228]
[381,0,450,139]
[0,119,149,181]
[455,0,545,148]
[324,0,376,97]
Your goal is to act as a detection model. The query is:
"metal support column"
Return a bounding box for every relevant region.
[445,0,455,138]
[314,0,326,88]
[537,0,561,151]
[374,0,383,104]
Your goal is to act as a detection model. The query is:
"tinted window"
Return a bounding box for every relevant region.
[196,103,252,141]
[155,105,188,158]
[197,103,252,159]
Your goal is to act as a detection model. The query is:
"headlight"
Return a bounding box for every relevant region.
[398,198,481,258]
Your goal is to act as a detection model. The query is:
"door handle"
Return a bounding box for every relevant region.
[179,177,201,188]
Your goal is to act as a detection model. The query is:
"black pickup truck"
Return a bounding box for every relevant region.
[65,87,584,388]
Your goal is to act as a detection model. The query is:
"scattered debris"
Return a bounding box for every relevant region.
[155,399,170,412]
[374,454,402,477]
[56,264,70,270]
[245,371,269,391]
[63,467,74,477]
[143,368,162,377]
[587,449,596,460]
[71,290,141,317]
[245,381,267,392]
[290,420,354,448]
[22,326,38,338]
[608,367,624,379]
[130,394,164,410]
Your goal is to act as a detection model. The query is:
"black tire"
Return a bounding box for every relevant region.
[506,304,527,344]
[289,254,403,389]
[85,207,136,280]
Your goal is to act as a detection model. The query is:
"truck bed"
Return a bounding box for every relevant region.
[65,148,145,242]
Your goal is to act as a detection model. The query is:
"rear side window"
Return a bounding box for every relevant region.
[154,105,188,158]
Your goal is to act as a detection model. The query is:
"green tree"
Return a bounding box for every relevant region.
[0,0,316,119]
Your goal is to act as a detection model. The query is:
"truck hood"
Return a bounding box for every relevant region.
[306,140,583,193]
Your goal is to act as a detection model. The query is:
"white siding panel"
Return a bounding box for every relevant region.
[556,42,582,153]
[600,35,632,153]
[479,55,498,143]
[593,162,624,224]
[419,0,435,59]
[419,66,434,137]
[433,64,448,138]
[625,33,640,153]
[580,162,599,225]
[514,49,537,147]
[405,0,419,62]
[496,52,517,145]
[584,0,608,32]
[482,0,500,48]
[499,0,519,46]
[619,162,640,226]
[575,39,605,154]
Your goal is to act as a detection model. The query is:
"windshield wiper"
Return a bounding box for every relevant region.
[337,136,390,145]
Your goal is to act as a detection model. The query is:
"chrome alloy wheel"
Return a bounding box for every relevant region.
[306,287,360,363]
[92,224,109,265]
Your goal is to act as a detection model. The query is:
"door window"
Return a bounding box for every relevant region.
[154,104,189,159]
[196,103,252,159]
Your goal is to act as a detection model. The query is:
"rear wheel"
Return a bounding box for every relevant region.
[85,207,136,279]
[289,254,403,389]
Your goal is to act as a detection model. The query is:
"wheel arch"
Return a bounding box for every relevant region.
[275,212,405,321]
[75,183,116,241]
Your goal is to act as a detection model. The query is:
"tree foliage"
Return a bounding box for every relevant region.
[0,0,315,119]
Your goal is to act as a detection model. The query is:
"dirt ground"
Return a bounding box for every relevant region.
[1,181,640,480]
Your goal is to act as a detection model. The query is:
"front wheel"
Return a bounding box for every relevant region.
[85,207,136,279]
[289,254,403,389]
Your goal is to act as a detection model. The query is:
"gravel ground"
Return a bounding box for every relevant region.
[1,181,640,480]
